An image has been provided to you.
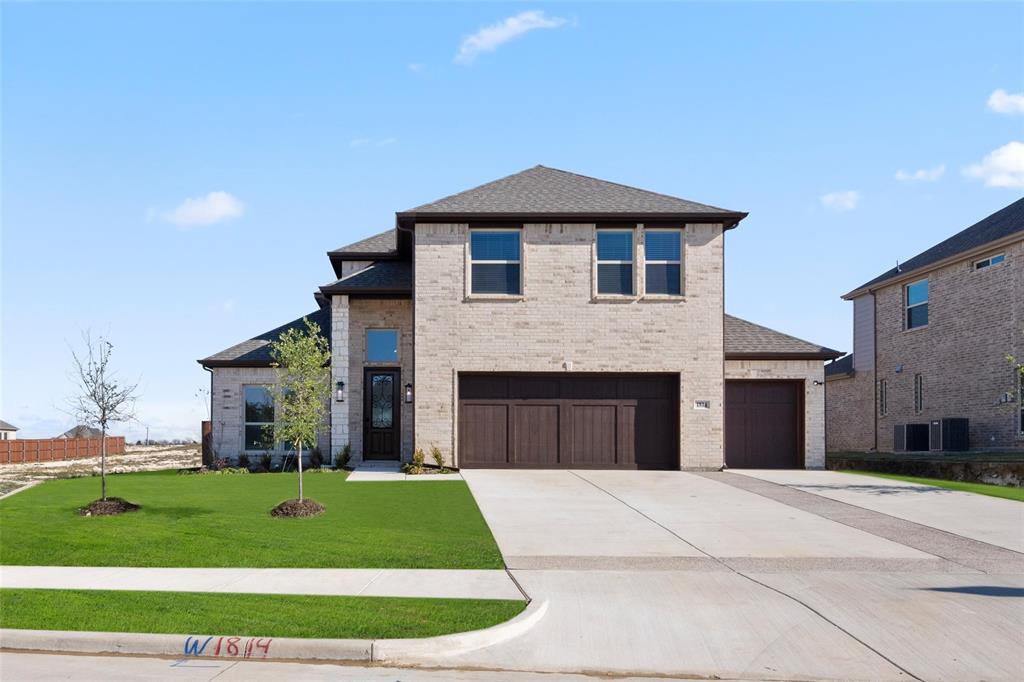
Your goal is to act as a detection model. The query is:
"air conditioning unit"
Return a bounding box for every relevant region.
[894,424,929,452]
[930,418,969,452]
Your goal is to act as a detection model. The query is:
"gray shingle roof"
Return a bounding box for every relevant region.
[849,197,1024,295]
[0,420,18,431]
[725,315,842,359]
[824,354,854,378]
[330,229,396,256]
[59,425,103,439]
[199,307,330,367]
[320,261,412,295]
[399,165,746,224]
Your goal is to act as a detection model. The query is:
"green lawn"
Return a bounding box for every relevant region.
[842,470,1024,502]
[0,471,504,568]
[0,589,525,639]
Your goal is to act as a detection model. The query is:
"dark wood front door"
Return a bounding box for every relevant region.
[725,380,803,469]
[364,369,400,460]
[458,373,678,469]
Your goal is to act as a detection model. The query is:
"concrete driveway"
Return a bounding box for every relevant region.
[452,469,1024,682]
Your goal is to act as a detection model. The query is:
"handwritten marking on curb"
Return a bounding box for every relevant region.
[183,635,273,658]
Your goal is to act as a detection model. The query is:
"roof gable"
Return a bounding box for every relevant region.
[847,197,1024,296]
[329,229,396,257]
[199,307,331,368]
[724,315,842,359]
[398,165,746,226]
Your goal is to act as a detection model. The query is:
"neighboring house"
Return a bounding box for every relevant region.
[826,198,1024,453]
[58,425,104,439]
[200,166,839,470]
[0,420,18,441]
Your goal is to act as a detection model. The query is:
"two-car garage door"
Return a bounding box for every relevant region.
[458,373,678,469]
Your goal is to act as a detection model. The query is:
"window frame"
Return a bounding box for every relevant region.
[242,384,275,452]
[468,228,522,297]
[1019,372,1023,437]
[904,278,929,330]
[366,328,400,364]
[595,228,636,297]
[914,373,924,414]
[879,379,888,417]
[974,253,1005,270]
[643,227,684,297]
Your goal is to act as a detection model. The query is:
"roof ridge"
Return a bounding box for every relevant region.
[401,167,544,213]
[535,165,735,214]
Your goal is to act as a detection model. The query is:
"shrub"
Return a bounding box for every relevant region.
[403,447,426,475]
[237,454,250,469]
[259,452,273,472]
[337,443,352,469]
[309,446,323,469]
[212,458,229,471]
[430,445,446,470]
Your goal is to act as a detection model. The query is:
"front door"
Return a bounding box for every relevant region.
[364,369,400,459]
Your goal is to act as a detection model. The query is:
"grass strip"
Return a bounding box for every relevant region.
[0,588,526,640]
[841,470,1023,502]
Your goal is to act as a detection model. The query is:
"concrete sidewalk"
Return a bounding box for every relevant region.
[731,469,1024,552]
[0,566,524,601]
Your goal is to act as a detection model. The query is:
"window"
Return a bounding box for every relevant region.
[366,329,399,363]
[596,230,634,295]
[879,380,888,416]
[975,253,1005,270]
[244,386,274,450]
[1019,372,1023,436]
[905,279,929,329]
[914,374,924,414]
[470,230,521,295]
[645,229,682,295]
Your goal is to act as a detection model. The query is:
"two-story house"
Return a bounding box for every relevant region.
[826,198,1024,453]
[201,166,840,470]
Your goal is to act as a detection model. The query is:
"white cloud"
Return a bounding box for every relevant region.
[962,141,1024,188]
[349,137,371,148]
[408,63,425,73]
[159,191,244,228]
[987,89,1024,115]
[820,190,861,212]
[454,10,567,65]
[895,164,945,182]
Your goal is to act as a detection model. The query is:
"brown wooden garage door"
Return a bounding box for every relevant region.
[725,380,803,468]
[458,374,678,469]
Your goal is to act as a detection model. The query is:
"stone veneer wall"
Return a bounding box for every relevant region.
[413,222,726,470]
[872,239,1023,451]
[725,359,826,469]
[210,366,330,464]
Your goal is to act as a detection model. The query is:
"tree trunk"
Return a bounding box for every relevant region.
[100,424,107,501]
[297,441,303,502]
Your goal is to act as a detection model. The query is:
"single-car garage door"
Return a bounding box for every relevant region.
[459,373,678,469]
[725,380,803,468]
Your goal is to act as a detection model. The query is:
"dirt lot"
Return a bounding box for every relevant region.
[0,444,201,496]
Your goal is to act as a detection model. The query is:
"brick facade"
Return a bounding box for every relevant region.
[413,222,726,470]
[828,238,1023,453]
[725,359,826,468]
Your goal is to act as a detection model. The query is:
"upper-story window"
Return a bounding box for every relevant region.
[975,253,1005,270]
[470,230,521,295]
[645,229,682,295]
[367,329,399,363]
[905,279,929,329]
[244,386,274,450]
[596,229,634,295]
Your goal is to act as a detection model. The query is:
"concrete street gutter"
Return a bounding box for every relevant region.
[0,598,548,663]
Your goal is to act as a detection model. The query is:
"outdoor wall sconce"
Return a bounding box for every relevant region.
[335,381,345,402]
[405,383,414,404]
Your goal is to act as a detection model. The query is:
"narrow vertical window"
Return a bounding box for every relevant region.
[905,279,929,329]
[244,386,274,450]
[1019,372,1023,436]
[914,374,924,414]
[470,230,521,295]
[879,380,888,416]
[645,229,682,295]
[596,230,634,295]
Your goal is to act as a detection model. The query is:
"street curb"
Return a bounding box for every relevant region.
[0,598,548,663]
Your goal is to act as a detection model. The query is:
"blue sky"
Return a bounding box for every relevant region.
[2,2,1022,440]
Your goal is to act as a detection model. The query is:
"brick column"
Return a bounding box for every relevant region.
[330,295,351,463]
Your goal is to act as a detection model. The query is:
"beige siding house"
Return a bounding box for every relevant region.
[826,198,1024,453]
[201,166,839,469]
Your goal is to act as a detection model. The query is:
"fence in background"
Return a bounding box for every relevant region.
[0,437,126,465]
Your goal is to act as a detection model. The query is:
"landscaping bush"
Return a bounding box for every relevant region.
[309,446,323,469]
[237,454,250,470]
[403,447,426,475]
[430,445,451,473]
[259,452,273,472]
[337,443,352,469]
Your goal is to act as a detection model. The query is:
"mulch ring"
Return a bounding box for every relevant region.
[271,498,325,518]
[78,497,141,516]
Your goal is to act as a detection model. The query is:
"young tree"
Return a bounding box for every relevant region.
[268,317,331,505]
[68,332,139,501]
